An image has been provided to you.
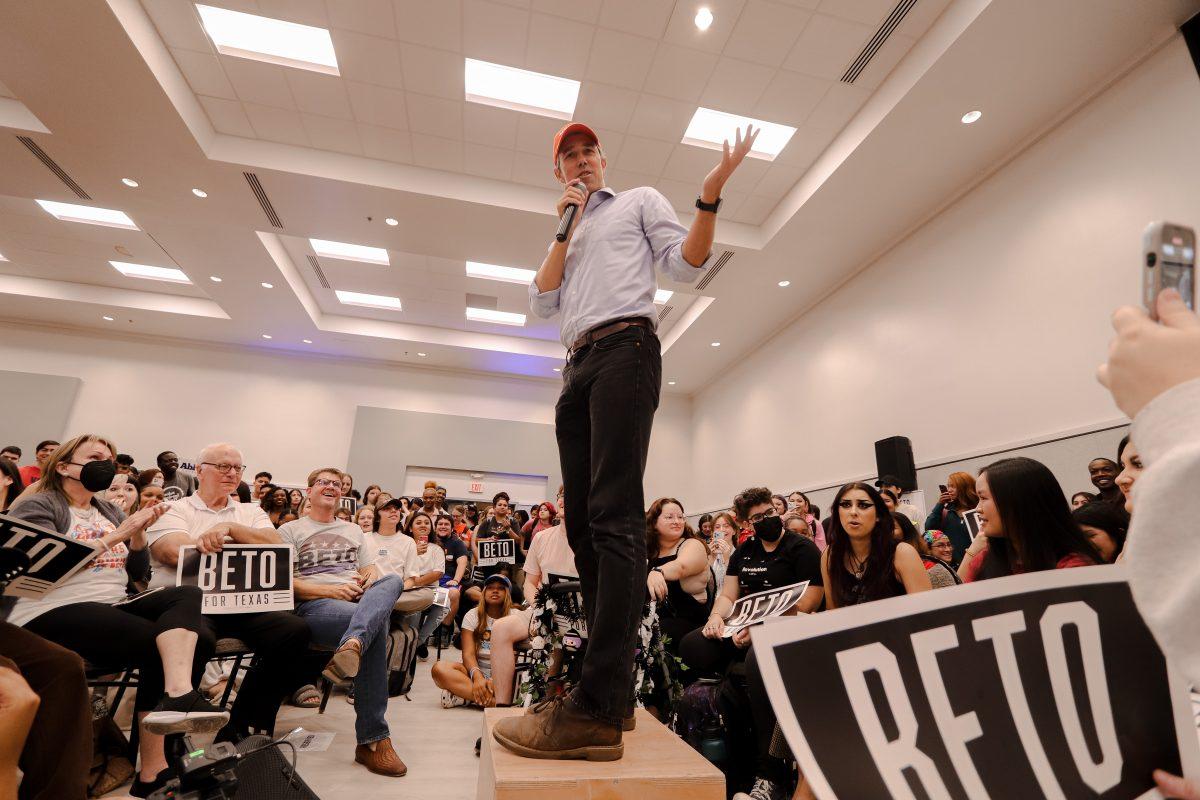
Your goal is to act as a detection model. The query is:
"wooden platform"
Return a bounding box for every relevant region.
[477,707,725,800]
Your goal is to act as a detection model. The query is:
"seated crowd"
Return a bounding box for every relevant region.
[0,435,1135,800]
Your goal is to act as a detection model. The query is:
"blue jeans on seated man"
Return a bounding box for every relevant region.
[296,574,404,745]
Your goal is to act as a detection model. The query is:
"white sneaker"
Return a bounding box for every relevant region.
[733,777,781,800]
[441,689,466,709]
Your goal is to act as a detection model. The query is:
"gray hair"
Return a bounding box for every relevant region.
[196,442,242,469]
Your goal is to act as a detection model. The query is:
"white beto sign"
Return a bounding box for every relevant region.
[753,567,1200,800]
[176,544,294,614]
[722,580,809,637]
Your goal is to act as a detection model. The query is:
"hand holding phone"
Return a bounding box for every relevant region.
[1143,221,1195,320]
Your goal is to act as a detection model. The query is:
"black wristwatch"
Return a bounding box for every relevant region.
[695,196,721,214]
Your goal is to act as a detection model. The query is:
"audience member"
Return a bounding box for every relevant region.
[138,482,164,511]
[645,498,711,656]
[251,471,272,501]
[1070,490,1097,509]
[115,453,135,476]
[280,467,407,777]
[1114,434,1141,517]
[104,473,138,513]
[339,472,358,500]
[697,514,714,538]
[874,476,922,527]
[770,494,788,518]
[923,471,978,564]
[521,501,556,541]
[708,510,738,584]
[0,459,23,512]
[287,488,304,511]
[260,485,291,527]
[433,514,469,635]
[919,530,961,588]
[362,484,382,507]
[374,491,394,510]
[335,507,352,522]
[435,486,448,512]
[416,483,439,519]
[0,445,20,463]
[469,492,523,602]
[355,504,375,533]
[431,574,518,708]
[1087,456,1124,505]
[156,451,197,501]
[1071,501,1128,563]
[135,468,163,492]
[396,512,447,657]
[18,440,58,487]
[144,443,313,743]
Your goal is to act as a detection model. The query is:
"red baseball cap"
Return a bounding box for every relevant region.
[551,122,600,166]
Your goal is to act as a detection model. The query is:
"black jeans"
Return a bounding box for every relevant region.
[557,324,661,725]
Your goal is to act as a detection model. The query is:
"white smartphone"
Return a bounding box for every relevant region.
[1143,221,1195,319]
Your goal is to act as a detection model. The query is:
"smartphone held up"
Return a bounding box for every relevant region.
[1143,221,1195,320]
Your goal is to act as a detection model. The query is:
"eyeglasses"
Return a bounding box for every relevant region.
[748,508,779,524]
[312,478,343,489]
[201,462,245,475]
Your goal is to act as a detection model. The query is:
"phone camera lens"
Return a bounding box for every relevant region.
[1147,253,1157,267]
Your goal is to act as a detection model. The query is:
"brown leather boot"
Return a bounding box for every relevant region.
[494,694,623,761]
[355,737,407,777]
[322,638,362,685]
[527,698,635,731]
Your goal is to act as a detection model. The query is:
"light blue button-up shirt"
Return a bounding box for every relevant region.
[528,186,713,348]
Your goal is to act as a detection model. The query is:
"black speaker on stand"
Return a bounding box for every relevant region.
[874,436,917,491]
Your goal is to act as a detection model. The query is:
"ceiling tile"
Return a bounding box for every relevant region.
[661,144,718,183]
[818,0,895,27]
[642,43,719,103]
[783,13,873,80]
[573,82,640,132]
[463,0,530,65]
[0,77,13,98]
[301,113,364,154]
[464,142,516,180]
[346,81,409,129]
[584,29,657,92]
[143,0,211,52]
[753,70,829,126]
[723,1,812,67]
[463,103,520,148]
[325,0,396,36]
[405,93,463,138]
[772,0,819,7]
[330,29,405,90]
[532,0,602,24]
[749,163,804,201]
[662,0,746,54]
[854,33,915,90]
[803,80,869,134]
[729,193,775,224]
[699,57,775,115]
[773,118,836,167]
[719,152,769,194]
[510,151,551,188]
[257,0,328,26]
[612,135,673,177]
[244,103,311,146]
[592,128,624,161]
[626,93,693,142]
[525,13,594,80]
[172,49,237,100]
[604,169,658,192]
[514,114,563,156]
[286,70,354,119]
[220,57,295,109]
[399,44,464,100]
[653,177,698,212]
[394,0,463,51]
[411,134,464,171]
[597,0,674,38]
[358,124,413,161]
[198,95,257,137]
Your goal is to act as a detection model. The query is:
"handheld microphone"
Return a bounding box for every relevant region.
[555,181,587,242]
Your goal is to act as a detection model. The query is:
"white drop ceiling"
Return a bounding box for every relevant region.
[0,0,1196,389]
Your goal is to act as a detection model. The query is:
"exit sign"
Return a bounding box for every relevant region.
[469,481,483,494]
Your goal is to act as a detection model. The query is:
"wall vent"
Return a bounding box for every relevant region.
[694,250,734,291]
[244,171,283,228]
[657,304,674,324]
[306,255,330,289]
[841,0,918,84]
[17,136,90,199]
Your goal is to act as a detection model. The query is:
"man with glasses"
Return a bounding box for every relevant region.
[144,442,312,743]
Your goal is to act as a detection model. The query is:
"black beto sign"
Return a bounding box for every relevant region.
[176,544,294,614]
[477,537,516,567]
[0,513,98,598]
[753,567,1200,800]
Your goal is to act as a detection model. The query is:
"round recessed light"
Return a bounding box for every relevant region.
[210,275,222,282]
[303,339,313,344]
[961,110,982,124]
[553,367,561,372]
[261,282,273,289]
[695,7,713,30]
[192,188,208,198]
[385,217,398,226]
[711,341,721,347]
[778,280,791,287]
[121,178,139,188]
[261,334,272,340]
[102,315,115,321]
[417,352,427,357]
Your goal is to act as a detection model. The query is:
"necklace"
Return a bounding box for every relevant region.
[848,553,867,579]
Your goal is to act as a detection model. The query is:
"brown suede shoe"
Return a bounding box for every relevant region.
[355,737,407,777]
[527,698,635,731]
[494,694,623,761]
[322,638,362,685]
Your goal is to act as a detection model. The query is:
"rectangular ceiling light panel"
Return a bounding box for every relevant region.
[466,306,526,326]
[310,238,389,265]
[196,4,339,76]
[466,261,536,285]
[110,261,192,284]
[654,289,673,304]
[37,200,138,230]
[464,58,579,121]
[682,108,797,161]
[335,289,402,310]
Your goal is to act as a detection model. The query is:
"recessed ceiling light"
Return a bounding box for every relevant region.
[778,280,790,287]
[385,217,398,226]
[0,252,7,261]
[464,58,580,121]
[466,307,526,326]
[121,178,139,188]
[694,7,714,30]
[192,188,208,198]
[210,275,222,282]
[654,289,673,304]
[303,339,313,344]
[102,315,115,321]
[110,261,191,284]
[553,367,561,372]
[261,334,272,339]
[466,261,536,285]
[682,108,796,161]
[668,380,676,385]
[961,110,983,124]
[335,289,402,310]
[711,341,721,347]
[417,352,427,357]
[36,199,139,230]
[195,4,339,75]
[310,238,390,266]
[261,282,273,289]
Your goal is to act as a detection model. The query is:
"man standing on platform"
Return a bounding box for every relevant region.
[492,121,757,761]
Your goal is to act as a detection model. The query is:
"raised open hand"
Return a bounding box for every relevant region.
[701,124,759,202]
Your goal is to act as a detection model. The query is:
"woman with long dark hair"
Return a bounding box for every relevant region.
[260,485,291,527]
[362,484,382,508]
[0,457,25,512]
[1072,501,1128,563]
[645,497,712,655]
[823,483,931,608]
[962,457,1099,582]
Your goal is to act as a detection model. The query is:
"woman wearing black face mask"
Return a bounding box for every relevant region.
[5,434,227,797]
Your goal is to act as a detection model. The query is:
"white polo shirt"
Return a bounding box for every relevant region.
[145,493,274,589]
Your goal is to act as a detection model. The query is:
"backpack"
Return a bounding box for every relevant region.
[672,678,727,768]
[385,624,419,698]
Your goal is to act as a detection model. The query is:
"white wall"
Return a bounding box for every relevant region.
[689,38,1200,512]
[0,325,694,504]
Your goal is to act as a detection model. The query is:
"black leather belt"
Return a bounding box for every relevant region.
[569,317,653,355]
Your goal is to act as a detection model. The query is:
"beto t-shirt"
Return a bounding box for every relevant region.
[727,531,822,597]
[278,516,373,586]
